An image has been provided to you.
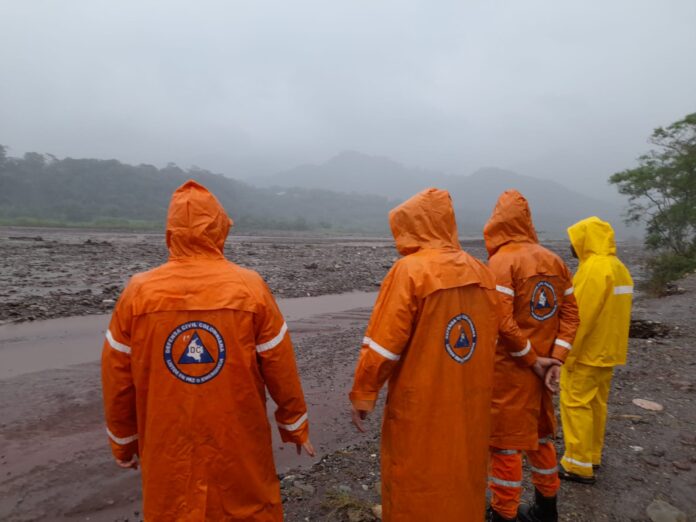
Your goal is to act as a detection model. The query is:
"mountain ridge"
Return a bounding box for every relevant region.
[249,151,629,237]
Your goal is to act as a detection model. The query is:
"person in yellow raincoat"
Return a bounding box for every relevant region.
[559,217,633,484]
[349,188,500,521]
[102,180,315,521]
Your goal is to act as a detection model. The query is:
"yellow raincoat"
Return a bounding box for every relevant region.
[560,216,633,477]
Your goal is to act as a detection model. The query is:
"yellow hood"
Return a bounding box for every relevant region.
[567,216,616,261]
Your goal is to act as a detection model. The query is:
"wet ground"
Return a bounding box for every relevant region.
[2,228,688,522]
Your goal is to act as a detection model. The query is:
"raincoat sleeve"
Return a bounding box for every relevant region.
[349,261,418,412]
[489,256,538,367]
[255,283,309,445]
[101,280,139,462]
[551,266,580,362]
[565,260,610,368]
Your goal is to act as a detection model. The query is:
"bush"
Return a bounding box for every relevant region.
[644,251,696,295]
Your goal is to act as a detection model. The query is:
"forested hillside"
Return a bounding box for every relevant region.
[0,146,394,233]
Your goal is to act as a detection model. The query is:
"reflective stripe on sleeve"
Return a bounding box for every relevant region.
[614,286,634,295]
[554,339,572,350]
[564,286,574,296]
[510,340,531,358]
[277,412,308,432]
[496,285,515,297]
[107,427,138,445]
[538,437,552,445]
[562,456,593,468]
[363,337,401,361]
[105,330,131,355]
[530,465,558,475]
[489,476,522,488]
[256,322,288,353]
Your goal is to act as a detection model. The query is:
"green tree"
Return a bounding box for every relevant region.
[610,113,696,289]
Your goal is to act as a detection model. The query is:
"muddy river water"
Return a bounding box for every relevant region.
[0,291,379,520]
[0,291,377,379]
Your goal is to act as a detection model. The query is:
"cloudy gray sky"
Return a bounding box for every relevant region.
[1,0,695,197]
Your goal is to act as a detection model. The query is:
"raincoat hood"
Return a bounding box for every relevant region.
[567,216,616,261]
[166,180,233,259]
[389,188,460,256]
[483,190,539,256]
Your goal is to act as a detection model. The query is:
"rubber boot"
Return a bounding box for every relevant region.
[517,489,558,522]
[487,506,518,522]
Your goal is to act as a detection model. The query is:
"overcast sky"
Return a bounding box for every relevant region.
[1,0,695,197]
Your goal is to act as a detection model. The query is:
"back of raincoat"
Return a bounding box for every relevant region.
[483,190,579,449]
[566,216,633,367]
[350,188,499,521]
[102,180,309,521]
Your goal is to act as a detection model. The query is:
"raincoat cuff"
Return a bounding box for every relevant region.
[509,340,537,367]
[278,415,309,444]
[551,344,570,363]
[349,391,378,412]
[110,440,138,462]
[517,347,538,367]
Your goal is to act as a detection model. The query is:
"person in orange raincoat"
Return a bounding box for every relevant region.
[101,180,315,521]
[484,190,580,522]
[349,188,500,521]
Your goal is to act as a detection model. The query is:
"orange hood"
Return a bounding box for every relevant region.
[483,190,538,256]
[389,188,460,256]
[166,180,233,259]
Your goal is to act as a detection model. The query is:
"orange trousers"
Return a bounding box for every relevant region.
[489,439,560,519]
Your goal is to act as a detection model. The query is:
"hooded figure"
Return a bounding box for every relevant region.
[483,190,579,522]
[102,180,313,521]
[559,217,633,484]
[349,188,499,521]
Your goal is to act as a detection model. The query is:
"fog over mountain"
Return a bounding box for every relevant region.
[251,151,629,238]
[1,1,695,201]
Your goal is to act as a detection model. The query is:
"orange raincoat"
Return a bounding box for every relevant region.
[484,190,579,449]
[102,180,309,521]
[483,190,580,519]
[350,188,499,521]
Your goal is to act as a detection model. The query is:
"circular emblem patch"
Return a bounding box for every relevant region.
[444,313,477,364]
[164,321,226,384]
[530,281,558,321]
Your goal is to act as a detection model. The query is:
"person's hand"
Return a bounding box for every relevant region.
[296,439,316,457]
[545,364,561,394]
[115,455,138,470]
[532,356,561,383]
[351,405,369,433]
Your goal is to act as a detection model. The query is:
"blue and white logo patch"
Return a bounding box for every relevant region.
[530,281,558,321]
[178,332,215,364]
[444,313,477,364]
[164,321,226,384]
